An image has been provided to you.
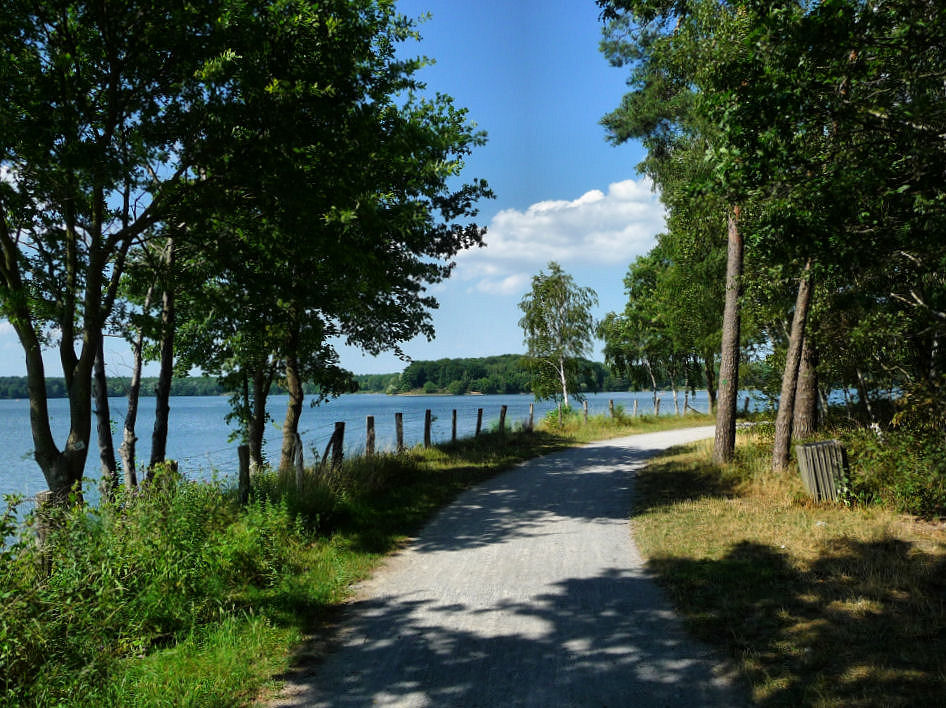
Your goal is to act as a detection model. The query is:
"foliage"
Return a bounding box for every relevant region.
[0,0,491,496]
[597,0,946,464]
[518,262,599,406]
[844,427,946,517]
[392,354,625,395]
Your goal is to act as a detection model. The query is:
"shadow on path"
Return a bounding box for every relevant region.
[271,426,746,707]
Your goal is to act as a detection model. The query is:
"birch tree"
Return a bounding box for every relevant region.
[518,262,598,407]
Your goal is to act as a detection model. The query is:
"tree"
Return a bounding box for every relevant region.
[170,0,491,473]
[518,262,598,407]
[0,0,222,503]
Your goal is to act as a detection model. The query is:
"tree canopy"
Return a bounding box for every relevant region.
[598,0,946,465]
[0,0,492,499]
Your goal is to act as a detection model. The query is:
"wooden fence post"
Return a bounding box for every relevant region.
[499,405,507,436]
[331,422,345,471]
[528,403,534,432]
[583,400,588,423]
[238,445,250,504]
[424,409,432,448]
[366,415,375,456]
[476,408,483,437]
[451,409,457,443]
[395,412,404,452]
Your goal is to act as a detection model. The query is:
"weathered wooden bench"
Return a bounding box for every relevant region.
[795,440,848,501]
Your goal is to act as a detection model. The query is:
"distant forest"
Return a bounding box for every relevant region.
[354,354,632,395]
[0,355,634,400]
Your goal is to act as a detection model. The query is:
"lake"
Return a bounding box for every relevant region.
[0,389,733,505]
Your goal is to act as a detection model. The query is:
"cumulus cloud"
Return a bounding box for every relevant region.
[456,178,664,295]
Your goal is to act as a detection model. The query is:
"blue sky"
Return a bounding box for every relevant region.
[0,1,664,378]
[336,0,664,374]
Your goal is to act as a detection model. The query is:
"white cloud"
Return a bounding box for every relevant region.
[456,178,664,295]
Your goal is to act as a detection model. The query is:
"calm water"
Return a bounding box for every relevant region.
[1,389,731,504]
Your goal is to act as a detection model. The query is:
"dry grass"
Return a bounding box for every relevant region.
[633,431,946,707]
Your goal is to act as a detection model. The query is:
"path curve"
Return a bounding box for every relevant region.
[271,426,747,707]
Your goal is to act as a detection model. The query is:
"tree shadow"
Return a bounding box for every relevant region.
[406,444,652,554]
[272,568,749,707]
[647,539,946,705]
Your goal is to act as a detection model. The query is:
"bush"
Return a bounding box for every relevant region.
[845,427,946,517]
[0,474,316,705]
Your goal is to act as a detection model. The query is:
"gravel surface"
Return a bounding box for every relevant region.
[270,426,748,707]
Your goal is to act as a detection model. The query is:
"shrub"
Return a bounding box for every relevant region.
[845,427,946,517]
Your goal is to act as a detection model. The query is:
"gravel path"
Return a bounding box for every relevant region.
[270,426,748,707]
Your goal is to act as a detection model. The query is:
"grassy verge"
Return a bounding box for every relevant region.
[1,412,712,707]
[633,428,946,706]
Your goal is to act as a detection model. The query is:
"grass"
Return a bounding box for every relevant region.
[2,410,712,707]
[632,429,946,706]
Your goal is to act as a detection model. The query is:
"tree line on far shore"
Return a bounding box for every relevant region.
[0,355,636,400]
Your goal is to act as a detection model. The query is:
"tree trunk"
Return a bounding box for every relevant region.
[149,240,175,470]
[118,285,154,489]
[772,260,813,471]
[855,367,875,423]
[19,325,89,504]
[714,206,744,464]
[793,334,819,438]
[92,335,118,497]
[279,348,304,473]
[247,365,271,475]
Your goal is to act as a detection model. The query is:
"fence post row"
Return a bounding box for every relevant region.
[245,400,671,474]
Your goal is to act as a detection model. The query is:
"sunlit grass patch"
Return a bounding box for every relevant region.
[633,431,946,706]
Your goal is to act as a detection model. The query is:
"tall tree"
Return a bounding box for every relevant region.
[172,0,492,472]
[0,0,218,503]
[518,262,598,407]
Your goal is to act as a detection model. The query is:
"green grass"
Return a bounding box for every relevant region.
[632,430,946,707]
[2,411,712,707]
